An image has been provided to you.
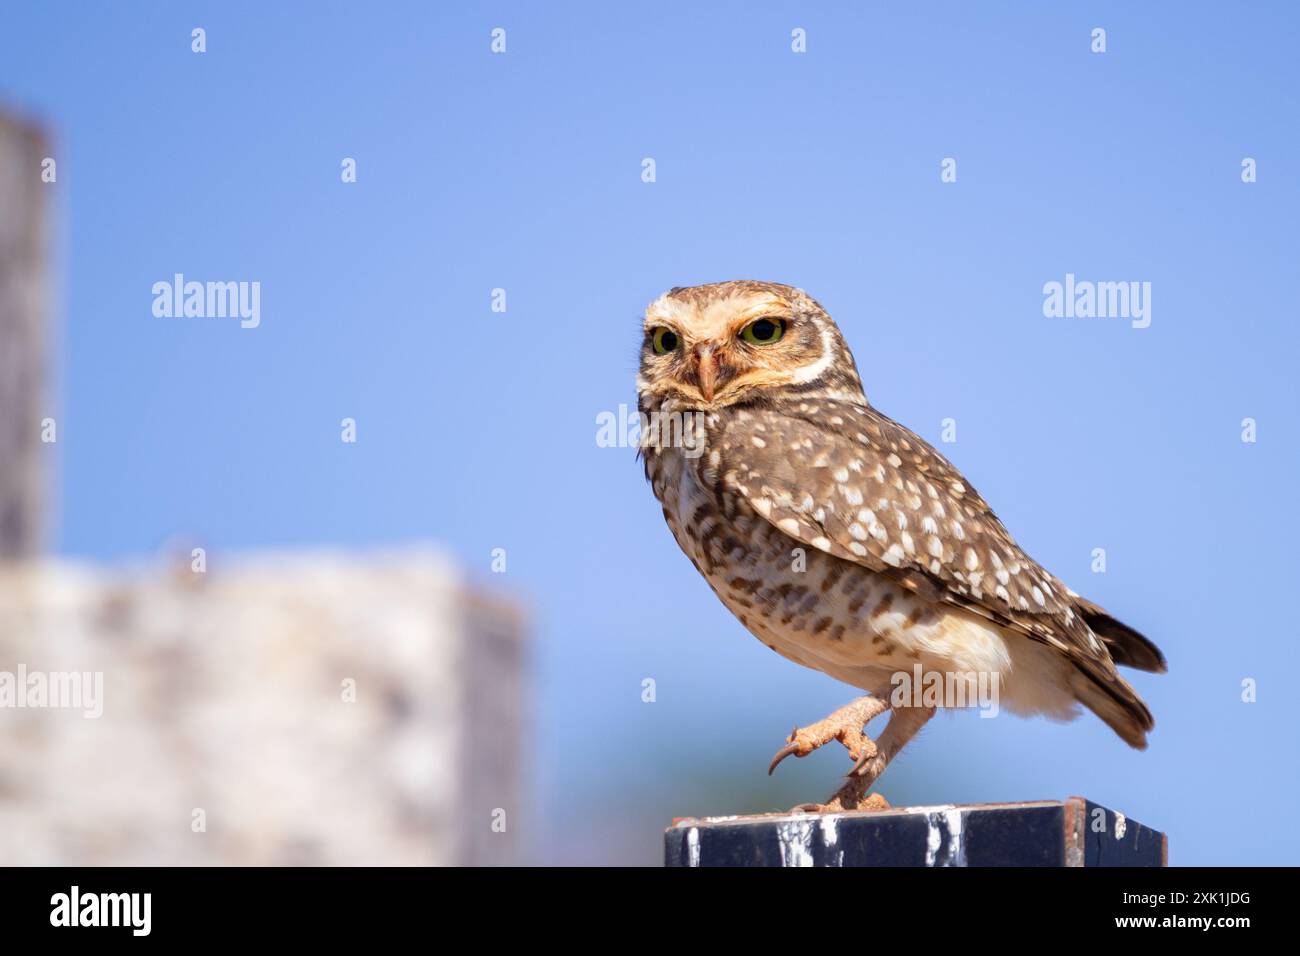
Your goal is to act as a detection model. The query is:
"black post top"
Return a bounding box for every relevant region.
[665,798,1166,867]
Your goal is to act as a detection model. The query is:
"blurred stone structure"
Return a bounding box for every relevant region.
[0,111,49,558]
[0,551,526,865]
[0,110,527,865]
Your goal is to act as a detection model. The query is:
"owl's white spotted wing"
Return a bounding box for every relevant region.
[702,398,1119,678]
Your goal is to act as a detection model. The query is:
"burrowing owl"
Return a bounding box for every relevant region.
[638,280,1165,811]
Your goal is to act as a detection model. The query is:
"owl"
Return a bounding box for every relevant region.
[637,280,1165,812]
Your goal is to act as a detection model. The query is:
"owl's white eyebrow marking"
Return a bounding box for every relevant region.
[788,319,837,384]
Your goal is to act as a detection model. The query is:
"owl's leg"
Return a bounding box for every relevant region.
[767,695,890,776]
[816,706,936,812]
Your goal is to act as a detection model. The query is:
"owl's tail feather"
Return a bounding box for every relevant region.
[1069,667,1154,750]
[1073,597,1167,674]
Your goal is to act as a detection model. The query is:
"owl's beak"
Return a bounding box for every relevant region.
[694,344,720,402]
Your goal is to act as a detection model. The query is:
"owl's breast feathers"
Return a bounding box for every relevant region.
[646,395,1164,747]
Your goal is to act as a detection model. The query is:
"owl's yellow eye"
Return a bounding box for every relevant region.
[651,328,680,354]
[741,317,785,345]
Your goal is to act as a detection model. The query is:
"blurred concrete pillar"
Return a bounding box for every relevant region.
[0,551,527,865]
[0,111,50,558]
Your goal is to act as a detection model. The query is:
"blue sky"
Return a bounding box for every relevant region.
[3,1,1297,864]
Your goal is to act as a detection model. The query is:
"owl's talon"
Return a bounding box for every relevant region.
[766,697,887,778]
[850,747,879,777]
[767,743,799,776]
[787,793,890,814]
[767,724,804,775]
[827,791,891,812]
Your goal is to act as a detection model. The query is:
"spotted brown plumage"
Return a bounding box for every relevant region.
[637,280,1165,810]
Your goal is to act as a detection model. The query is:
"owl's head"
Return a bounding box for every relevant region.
[637,280,866,412]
